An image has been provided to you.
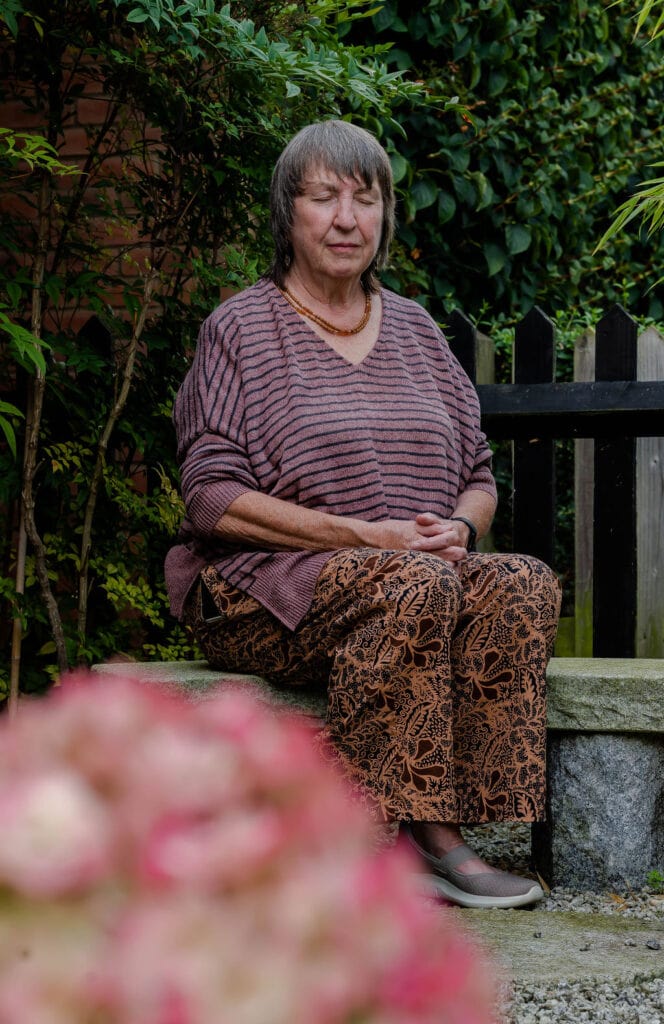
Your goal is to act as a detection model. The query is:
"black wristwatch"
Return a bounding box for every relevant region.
[450,516,477,552]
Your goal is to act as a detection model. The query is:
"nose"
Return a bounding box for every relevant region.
[333,194,357,230]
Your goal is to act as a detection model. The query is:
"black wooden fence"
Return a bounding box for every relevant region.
[445,305,664,658]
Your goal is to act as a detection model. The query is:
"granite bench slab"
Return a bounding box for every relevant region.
[92,656,664,733]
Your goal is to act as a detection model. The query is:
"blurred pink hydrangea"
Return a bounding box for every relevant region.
[0,671,496,1024]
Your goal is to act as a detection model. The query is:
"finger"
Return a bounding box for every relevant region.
[428,545,468,562]
[415,522,451,537]
[415,512,443,526]
[440,546,468,562]
[411,534,450,550]
[411,537,467,558]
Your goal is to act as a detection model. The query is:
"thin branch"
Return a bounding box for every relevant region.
[76,263,161,648]
[49,100,123,279]
[9,170,69,715]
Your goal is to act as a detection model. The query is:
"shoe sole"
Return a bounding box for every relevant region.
[415,873,545,909]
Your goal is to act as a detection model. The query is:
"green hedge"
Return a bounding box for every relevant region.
[345,0,664,320]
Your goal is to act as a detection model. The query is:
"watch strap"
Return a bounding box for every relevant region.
[450,515,477,552]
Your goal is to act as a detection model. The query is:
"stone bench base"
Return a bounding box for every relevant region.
[534,658,664,891]
[92,656,664,892]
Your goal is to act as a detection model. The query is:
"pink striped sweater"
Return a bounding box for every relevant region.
[165,278,496,629]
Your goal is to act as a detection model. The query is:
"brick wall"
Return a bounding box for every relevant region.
[1,54,162,337]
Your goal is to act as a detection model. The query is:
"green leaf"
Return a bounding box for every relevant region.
[44,276,63,305]
[506,224,532,255]
[448,145,470,174]
[5,281,22,307]
[488,68,509,97]
[471,171,494,211]
[484,243,508,277]
[0,311,50,374]
[0,401,21,459]
[452,174,476,207]
[594,164,664,252]
[1,11,17,35]
[410,178,438,211]
[389,152,409,184]
[437,191,456,224]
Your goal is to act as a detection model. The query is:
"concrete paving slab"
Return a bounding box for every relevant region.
[451,908,664,983]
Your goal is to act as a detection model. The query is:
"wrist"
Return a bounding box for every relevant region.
[450,515,477,552]
[359,518,407,551]
[345,516,386,549]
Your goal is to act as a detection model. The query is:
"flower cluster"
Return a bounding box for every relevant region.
[0,672,495,1023]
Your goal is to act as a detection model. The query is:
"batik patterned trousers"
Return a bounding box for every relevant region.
[184,549,561,824]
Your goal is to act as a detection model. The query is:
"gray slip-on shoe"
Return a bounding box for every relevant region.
[402,824,544,909]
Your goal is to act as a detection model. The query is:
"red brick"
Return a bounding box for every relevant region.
[1,99,49,131]
[0,192,35,220]
[96,222,134,247]
[75,96,113,126]
[142,125,163,144]
[95,154,126,178]
[58,127,92,157]
[52,171,85,196]
[44,307,87,335]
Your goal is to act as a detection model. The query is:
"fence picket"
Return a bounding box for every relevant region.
[513,307,556,569]
[444,308,477,382]
[637,327,664,657]
[574,330,594,657]
[593,306,638,657]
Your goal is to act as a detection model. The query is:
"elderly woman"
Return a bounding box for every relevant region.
[165,120,561,909]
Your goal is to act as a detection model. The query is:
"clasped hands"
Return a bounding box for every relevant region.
[379,512,471,569]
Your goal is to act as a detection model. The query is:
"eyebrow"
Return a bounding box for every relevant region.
[300,177,378,195]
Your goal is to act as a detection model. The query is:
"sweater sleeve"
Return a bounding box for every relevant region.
[455,374,496,500]
[173,306,257,537]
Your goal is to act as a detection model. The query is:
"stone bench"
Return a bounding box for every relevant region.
[91,656,664,892]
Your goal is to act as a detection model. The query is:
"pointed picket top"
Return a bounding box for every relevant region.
[596,304,638,381]
[514,306,556,383]
[519,305,555,332]
[445,308,477,383]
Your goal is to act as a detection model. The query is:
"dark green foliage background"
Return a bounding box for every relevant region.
[348,0,664,322]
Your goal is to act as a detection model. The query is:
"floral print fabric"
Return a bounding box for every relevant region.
[185,549,561,824]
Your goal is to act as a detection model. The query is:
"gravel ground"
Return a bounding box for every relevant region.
[503,978,664,1024]
[463,823,664,1024]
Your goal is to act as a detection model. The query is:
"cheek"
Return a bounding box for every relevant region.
[364,215,383,249]
[296,213,329,244]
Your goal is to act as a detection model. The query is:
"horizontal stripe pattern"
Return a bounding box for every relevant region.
[165,279,496,628]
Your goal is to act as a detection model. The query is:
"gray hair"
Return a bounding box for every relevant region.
[266,120,395,293]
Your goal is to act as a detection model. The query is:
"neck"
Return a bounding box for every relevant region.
[285,267,365,311]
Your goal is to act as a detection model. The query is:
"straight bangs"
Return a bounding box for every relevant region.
[293,126,389,195]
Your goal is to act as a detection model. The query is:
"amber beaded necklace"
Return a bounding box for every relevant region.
[280,286,371,337]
